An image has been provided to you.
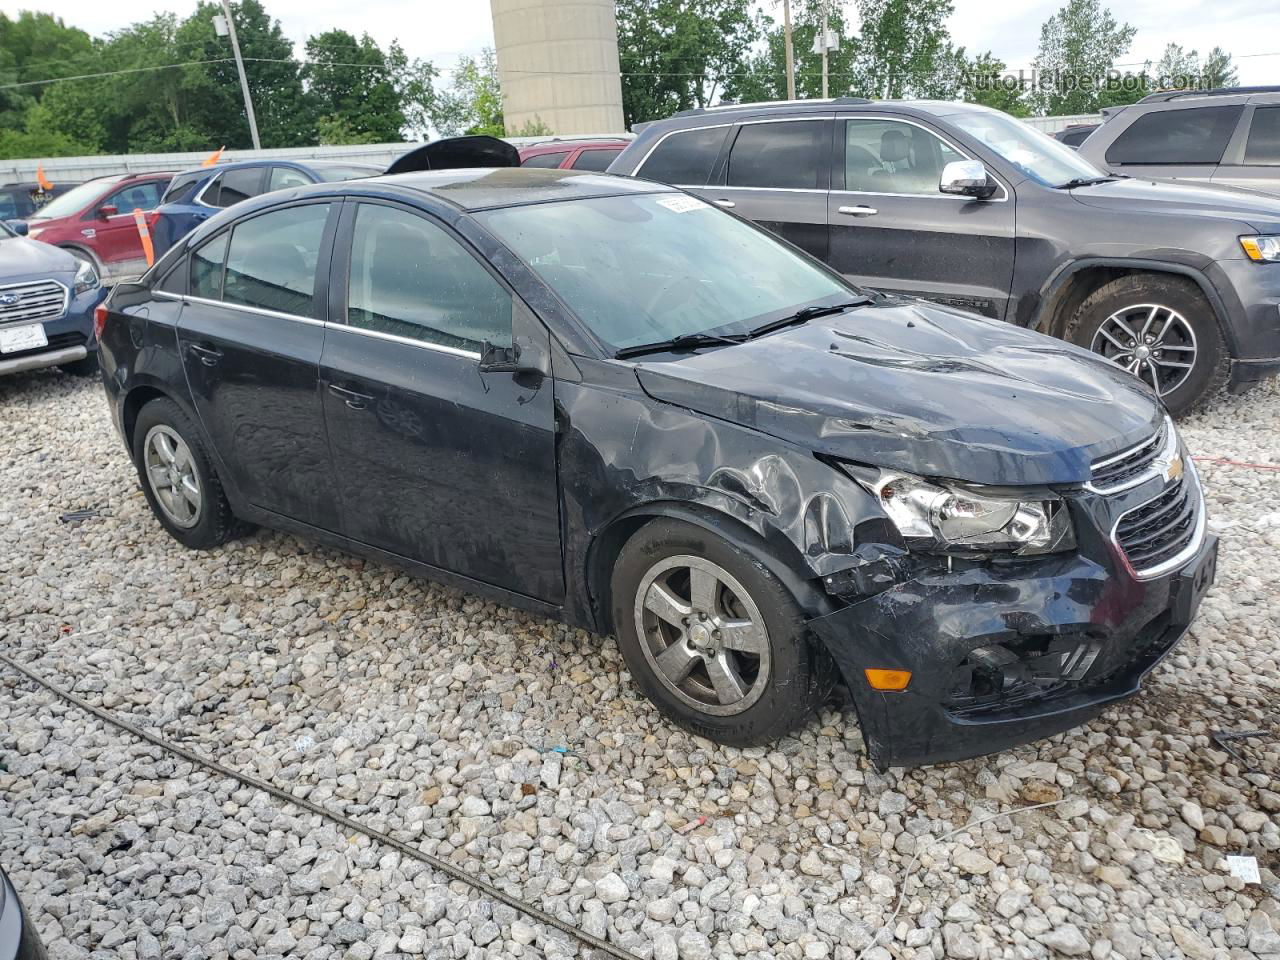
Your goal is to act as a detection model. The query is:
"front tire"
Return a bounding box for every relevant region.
[1066,274,1228,417]
[131,397,244,549]
[610,518,834,746]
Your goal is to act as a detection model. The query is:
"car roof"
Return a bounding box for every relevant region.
[634,98,1009,131]
[370,167,674,211]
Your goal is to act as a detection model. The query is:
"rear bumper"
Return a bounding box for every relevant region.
[809,534,1217,769]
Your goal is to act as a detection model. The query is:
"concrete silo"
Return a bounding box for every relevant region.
[489,0,626,135]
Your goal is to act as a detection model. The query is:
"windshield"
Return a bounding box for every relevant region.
[476,193,851,351]
[29,179,113,219]
[310,164,380,182]
[950,111,1105,187]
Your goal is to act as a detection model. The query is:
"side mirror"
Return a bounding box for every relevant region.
[939,160,997,200]
[97,204,119,219]
[479,340,542,375]
[5,219,28,236]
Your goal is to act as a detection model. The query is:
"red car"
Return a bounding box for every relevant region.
[517,138,630,172]
[24,171,173,283]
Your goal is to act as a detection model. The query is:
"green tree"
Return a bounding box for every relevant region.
[855,0,959,99]
[1029,0,1135,115]
[435,49,504,137]
[1155,43,1199,89]
[0,12,95,131]
[617,0,761,127]
[1200,47,1237,89]
[303,30,405,143]
[386,41,439,141]
[958,52,1029,116]
[175,0,313,148]
[722,2,859,103]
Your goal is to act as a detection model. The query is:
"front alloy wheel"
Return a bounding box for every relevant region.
[1090,303,1197,397]
[610,518,835,746]
[634,555,771,716]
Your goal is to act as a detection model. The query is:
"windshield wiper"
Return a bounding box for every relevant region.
[1055,176,1118,189]
[614,330,747,360]
[746,297,874,339]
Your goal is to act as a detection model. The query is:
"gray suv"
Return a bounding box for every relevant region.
[610,98,1280,415]
[1080,87,1280,197]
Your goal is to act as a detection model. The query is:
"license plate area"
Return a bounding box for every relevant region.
[1173,535,1218,622]
[0,323,48,354]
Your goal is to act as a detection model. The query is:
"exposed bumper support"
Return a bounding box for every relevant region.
[808,535,1217,769]
[0,344,87,376]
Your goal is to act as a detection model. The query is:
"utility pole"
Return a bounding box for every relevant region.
[821,0,829,99]
[783,0,795,100]
[217,0,261,150]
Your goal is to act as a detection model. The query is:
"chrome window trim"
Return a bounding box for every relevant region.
[1109,460,1207,581]
[1085,416,1176,494]
[329,322,482,360]
[161,292,482,360]
[630,122,734,177]
[710,185,828,195]
[0,278,69,323]
[192,174,222,209]
[836,114,1010,202]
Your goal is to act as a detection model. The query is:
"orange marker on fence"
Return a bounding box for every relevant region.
[133,207,155,268]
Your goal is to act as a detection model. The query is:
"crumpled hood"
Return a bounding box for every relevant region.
[0,235,77,281]
[1071,178,1280,232]
[634,301,1163,486]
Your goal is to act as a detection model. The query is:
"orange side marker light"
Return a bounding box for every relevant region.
[865,668,912,691]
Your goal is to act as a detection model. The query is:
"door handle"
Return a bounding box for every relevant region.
[837,205,878,217]
[712,199,736,208]
[187,342,222,366]
[327,382,374,410]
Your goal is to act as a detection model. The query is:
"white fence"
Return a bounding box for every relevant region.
[0,134,633,184]
[1,115,1097,184]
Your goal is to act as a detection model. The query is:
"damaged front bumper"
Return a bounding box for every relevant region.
[808,534,1218,769]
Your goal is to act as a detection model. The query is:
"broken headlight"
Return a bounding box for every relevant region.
[847,467,1075,556]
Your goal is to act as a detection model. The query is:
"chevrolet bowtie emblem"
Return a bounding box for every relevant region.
[1164,455,1184,482]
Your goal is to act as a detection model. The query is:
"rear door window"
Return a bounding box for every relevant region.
[522,151,569,168]
[162,171,205,205]
[636,126,729,185]
[210,167,265,207]
[1244,106,1280,165]
[223,204,331,317]
[727,120,826,189]
[571,148,623,171]
[1105,106,1244,165]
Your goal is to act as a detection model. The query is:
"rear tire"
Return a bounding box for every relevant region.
[610,518,834,746]
[1065,273,1228,417]
[131,397,245,549]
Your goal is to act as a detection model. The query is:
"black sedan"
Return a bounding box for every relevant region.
[0,867,46,960]
[97,168,1216,768]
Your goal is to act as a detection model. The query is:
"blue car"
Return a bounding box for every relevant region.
[152,158,379,256]
[0,219,105,379]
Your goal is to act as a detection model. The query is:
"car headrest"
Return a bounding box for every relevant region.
[880,129,910,163]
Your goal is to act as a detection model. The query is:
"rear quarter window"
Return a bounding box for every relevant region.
[1244,106,1280,165]
[522,151,569,168]
[1105,105,1244,165]
[635,126,730,186]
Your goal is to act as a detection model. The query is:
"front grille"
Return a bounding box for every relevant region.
[1114,473,1200,577]
[0,330,84,362]
[1089,420,1168,493]
[0,280,68,326]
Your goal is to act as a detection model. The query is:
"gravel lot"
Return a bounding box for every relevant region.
[2,370,1278,960]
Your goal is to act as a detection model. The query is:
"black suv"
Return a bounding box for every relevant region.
[610,98,1280,415]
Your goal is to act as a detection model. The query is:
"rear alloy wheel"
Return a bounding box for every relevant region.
[1067,274,1228,417]
[611,518,834,746]
[131,397,246,549]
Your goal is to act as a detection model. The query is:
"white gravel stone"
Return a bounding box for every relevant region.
[2,374,1278,960]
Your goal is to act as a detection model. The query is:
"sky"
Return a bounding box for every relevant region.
[7,0,1278,90]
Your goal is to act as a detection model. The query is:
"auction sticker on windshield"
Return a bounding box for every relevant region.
[656,195,709,213]
[0,323,48,354]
